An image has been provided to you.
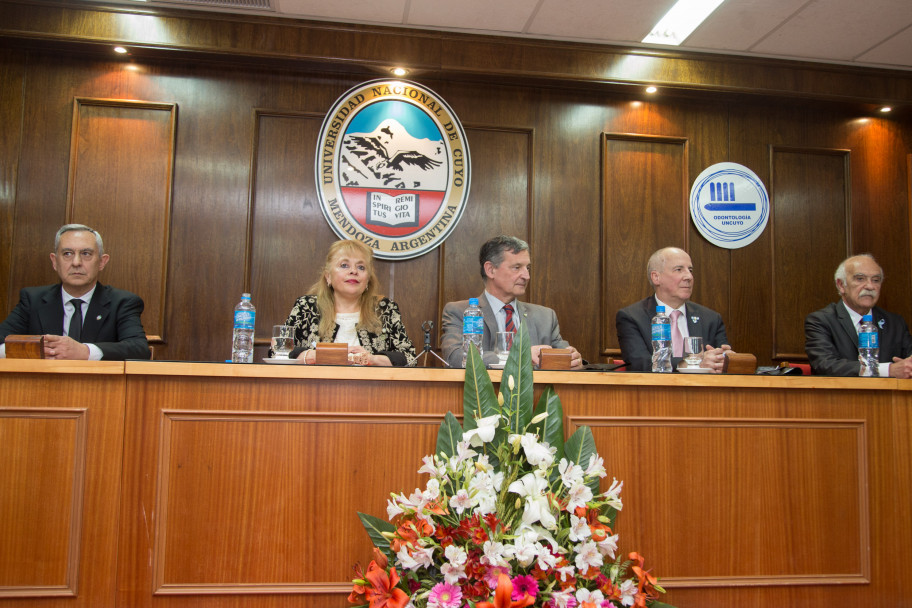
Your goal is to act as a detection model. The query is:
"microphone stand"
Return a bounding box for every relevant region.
[415,320,450,367]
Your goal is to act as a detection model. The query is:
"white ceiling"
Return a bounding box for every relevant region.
[102,0,912,71]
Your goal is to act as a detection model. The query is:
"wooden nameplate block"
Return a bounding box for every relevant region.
[722,352,757,375]
[315,342,349,365]
[4,335,45,359]
[540,348,571,370]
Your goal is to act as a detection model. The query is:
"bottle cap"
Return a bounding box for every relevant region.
[862,314,873,321]
[469,297,479,305]
[242,293,251,299]
[656,305,665,313]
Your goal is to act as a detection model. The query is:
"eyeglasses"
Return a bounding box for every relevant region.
[58,249,98,261]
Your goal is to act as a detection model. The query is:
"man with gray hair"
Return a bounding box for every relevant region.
[616,246,731,372]
[441,235,583,369]
[0,224,151,360]
[805,253,912,377]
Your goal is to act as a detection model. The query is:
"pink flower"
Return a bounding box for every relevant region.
[428,582,463,608]
[484,566,512,588]
[510,575,539,601]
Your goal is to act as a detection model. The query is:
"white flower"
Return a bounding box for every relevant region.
[550,590,577,608]
[481,540,511,567]
[440,561,466,585]
[556,564,576,582]
[618,579,637,606]
[449,488,473,514]
[509,473,557,529]
[573,540,603,571]
[463,414,500,447]
[568,513,591,542]
[603,477,624,511]
[396,544,434,570]
[566,481,594,512]
[422,478,441,502]
[575,588,604,606]
[597,532,619,560]
[559,458,585,487]
[452,441,477,466]
[585,454,607,479]
[520,433,556,469]
[386,496,406,519]
[445,543,468,565]
[536,545,559,571]
[418,455,446,478]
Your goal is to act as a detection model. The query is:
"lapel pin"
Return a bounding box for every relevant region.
[878,319,885,329]
[96,315,102,321]
[690,316,699,324]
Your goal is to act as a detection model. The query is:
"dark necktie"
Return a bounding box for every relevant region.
[69,299,84,342]
[503,304,515,333]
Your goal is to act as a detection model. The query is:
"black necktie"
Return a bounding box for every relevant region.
[69,299,84,342]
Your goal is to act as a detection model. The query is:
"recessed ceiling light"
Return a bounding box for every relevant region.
[643,0,726,46]
[880,106,892,113]
[646,86,658,94]
[114,46,128,54]
[391,67,408,77]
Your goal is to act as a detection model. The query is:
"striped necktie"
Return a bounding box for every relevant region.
[503,304,516,333]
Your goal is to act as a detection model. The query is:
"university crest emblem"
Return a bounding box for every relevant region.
[315,79,471,260]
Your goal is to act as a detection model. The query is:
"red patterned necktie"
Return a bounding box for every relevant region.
[503,304,515,333]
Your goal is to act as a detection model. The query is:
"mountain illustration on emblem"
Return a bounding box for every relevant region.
[341,119,447,190]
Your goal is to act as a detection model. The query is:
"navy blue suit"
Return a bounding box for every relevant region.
[0,283,151,360]
[616,295,728,372]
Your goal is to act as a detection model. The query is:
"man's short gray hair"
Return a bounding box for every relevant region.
[646,247,684,282]
[55,224,104,256]
[479,235,529,280]
[834,253,881,294]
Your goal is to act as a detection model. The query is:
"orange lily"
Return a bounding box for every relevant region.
[477,574,535,608]
[363,560,410,608]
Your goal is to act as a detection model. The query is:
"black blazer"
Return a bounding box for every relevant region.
[616,295,729,372]
[0,283,151,360]
[804,302,912,376]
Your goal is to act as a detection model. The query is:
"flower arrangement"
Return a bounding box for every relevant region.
[349,326,673,608]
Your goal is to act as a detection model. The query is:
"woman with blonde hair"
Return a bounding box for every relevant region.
[282,239,416,366]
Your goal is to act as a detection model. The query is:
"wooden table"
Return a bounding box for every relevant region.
[2,360,910,607]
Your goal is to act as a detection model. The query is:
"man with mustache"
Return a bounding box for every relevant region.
[441,235,583,369]
[0,224,151,360]
[616,247,731,372]
[805,254,912,377]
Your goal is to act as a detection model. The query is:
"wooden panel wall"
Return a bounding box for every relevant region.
[0,5,911,367]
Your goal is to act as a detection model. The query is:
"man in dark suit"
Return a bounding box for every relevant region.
[805,254,912,377]
[0,224,151,360]
[616,247,731,372]
[441,235,583,369]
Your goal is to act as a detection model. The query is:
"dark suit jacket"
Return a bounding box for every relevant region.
[0,283,151,360]
[804,302,912,376]
[616,295,729,372]
[441,293,569,368]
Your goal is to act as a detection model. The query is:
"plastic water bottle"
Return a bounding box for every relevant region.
[858,314,879,377]
[231,293,256,363]
[461,297,484,367]
[651,305,672,373]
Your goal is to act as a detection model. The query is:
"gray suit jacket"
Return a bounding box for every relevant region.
[441,294,569,367]
[616,295,729,372]
[0,283,151,361]
[805,302,912,376]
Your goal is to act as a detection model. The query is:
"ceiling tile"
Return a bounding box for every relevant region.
[749,0,912,60]
[856,26,912,68]
[275,0,407,24]
[406,0,540,33]
[683,0,808,51]
[526,0,675,42]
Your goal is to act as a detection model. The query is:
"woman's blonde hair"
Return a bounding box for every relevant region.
[309,239,382,339]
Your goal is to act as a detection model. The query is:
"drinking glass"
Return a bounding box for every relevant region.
[495,331,514,365]
[271,325,294,359]
[683,336,704,367]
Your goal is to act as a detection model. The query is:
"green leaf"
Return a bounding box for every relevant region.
[563,426,600,494]
[647,601,677,608]
[463,343,498,431]
[435,411,463,459]
[500,323,534,434]
[357,512,395,561]
[534,385,565,458]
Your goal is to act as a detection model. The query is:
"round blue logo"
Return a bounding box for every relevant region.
[689,163,769,249]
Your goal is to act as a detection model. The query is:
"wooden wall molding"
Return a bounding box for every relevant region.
[67,96,177,344]
[0,407,88,598]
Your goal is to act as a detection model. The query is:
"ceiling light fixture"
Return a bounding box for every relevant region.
[642,0,726,46]
[880,106,892,113]
[391,67,408,77]
[114,46,128,54]
[645,86,658,94]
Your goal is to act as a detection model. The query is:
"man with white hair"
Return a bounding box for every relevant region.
[805,253,912,377]
[616,247,731,372]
